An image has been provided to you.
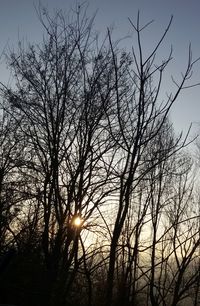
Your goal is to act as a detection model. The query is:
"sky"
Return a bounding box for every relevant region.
[0,0,200,136]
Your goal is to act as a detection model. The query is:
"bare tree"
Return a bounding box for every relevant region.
[104,13,199,306]
[1,5,119,305]
[0,6,199,306]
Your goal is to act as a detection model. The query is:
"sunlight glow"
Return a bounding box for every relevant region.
[73,216,83,227]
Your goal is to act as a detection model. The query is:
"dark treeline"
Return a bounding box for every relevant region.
[0,5,199,306]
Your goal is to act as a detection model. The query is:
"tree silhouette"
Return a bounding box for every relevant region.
[0,5,199,306]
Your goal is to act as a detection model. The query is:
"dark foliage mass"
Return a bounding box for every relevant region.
[0,5,199,306]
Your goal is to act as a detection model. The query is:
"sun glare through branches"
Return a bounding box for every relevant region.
[72,216,83,227]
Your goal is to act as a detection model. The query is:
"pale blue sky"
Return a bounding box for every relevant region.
[0,0,200,134]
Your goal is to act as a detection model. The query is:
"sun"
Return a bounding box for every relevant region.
[73,216,83,227]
